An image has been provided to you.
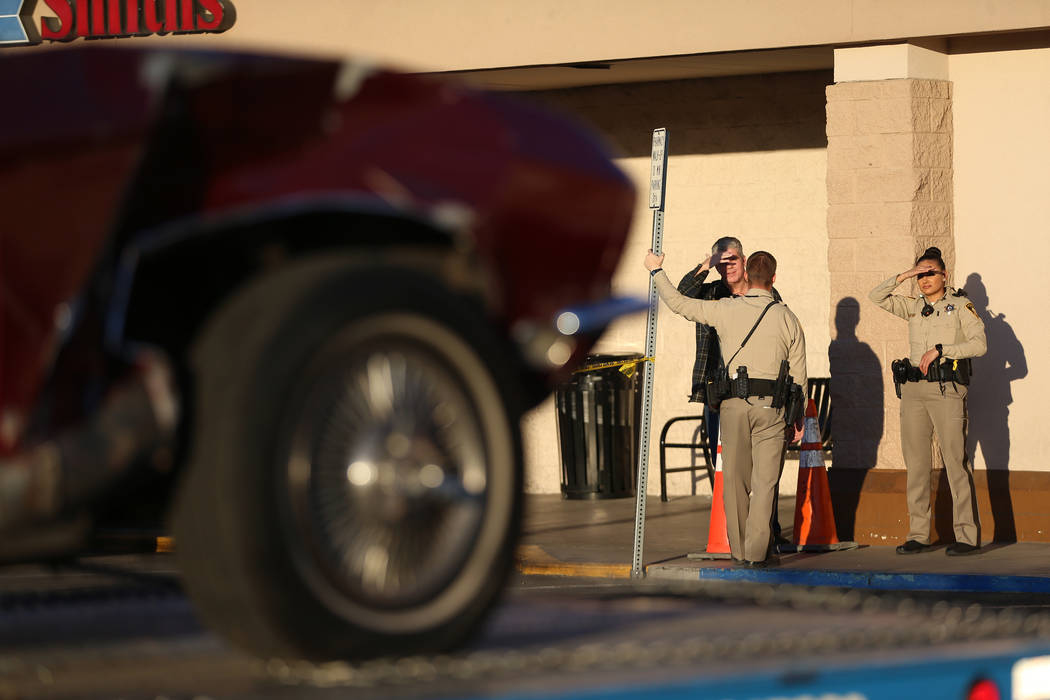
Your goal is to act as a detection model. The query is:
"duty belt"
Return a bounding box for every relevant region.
[894,358,971,385]
[738,378,778,397]
[912,367,963,383]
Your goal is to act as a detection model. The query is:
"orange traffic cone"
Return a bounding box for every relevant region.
[688,434,732,560]
[789,399,857,552]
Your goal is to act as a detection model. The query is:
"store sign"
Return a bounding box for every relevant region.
[0,0,236,47]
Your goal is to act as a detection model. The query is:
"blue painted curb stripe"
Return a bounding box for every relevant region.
[690,566,1050,593]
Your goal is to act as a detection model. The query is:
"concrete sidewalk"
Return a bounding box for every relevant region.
[516,494,1050,594]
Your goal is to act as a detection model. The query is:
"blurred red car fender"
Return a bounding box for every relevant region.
[0,46,635,434]
[0,45,636,661]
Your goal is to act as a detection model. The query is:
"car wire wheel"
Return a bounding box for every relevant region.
[174,259,522,658]
[284,320,492,612]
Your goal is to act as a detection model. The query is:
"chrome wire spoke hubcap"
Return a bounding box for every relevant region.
[287,339,488,610]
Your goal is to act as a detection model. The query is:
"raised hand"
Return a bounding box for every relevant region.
[898,262,937,284]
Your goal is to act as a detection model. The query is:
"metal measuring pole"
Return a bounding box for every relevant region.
[631,128,667,579]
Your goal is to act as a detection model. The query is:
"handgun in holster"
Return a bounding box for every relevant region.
[771,360,790,409]
[771,360,804,426]
[890,358,909,399]
[784,384,805,427]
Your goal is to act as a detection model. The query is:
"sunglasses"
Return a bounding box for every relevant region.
[916,271,943,279]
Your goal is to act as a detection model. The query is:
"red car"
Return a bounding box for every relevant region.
[0,46,635,659]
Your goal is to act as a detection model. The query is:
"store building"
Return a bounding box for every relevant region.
[15,0,1050,543]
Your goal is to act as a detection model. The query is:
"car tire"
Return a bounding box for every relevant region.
[172,257,523,660]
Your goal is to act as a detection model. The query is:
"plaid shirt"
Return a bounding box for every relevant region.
[676,263,783,403]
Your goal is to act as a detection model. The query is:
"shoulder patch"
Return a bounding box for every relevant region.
[966,302,979,319]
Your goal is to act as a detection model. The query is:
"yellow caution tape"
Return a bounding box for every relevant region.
[573,356,654,378]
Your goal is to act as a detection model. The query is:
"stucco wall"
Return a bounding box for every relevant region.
[950,46,1050,473]
[520,71,832,495]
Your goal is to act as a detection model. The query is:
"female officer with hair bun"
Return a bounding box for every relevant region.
[869,246,987,556]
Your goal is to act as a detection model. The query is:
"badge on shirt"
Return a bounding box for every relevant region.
[945,304,954,314]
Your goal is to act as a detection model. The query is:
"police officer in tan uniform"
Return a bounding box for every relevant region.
[869,246,987,556]
[645,249,806,566]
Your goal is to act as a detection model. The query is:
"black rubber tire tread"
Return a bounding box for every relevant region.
[172,254,522,660]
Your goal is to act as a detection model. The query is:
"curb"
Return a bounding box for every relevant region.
[514,545,632,579]
[516,546,1050,595]
[646,563,1050,595]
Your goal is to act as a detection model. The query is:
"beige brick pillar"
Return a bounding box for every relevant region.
[826,44,953,477]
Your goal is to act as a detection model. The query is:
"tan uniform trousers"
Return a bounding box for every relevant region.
[719,396,786,562]
[900,381,979,546]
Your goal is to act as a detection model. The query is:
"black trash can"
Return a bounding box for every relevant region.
[555,353,643,499]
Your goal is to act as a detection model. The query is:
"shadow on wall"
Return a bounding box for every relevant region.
[933,273,1027,542]
[520,71,832,157]
[826,297,883,540]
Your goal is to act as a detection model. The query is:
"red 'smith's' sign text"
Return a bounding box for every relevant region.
[36,0,236,43]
